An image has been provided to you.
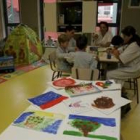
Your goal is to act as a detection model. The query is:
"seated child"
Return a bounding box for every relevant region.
[73,35,97,69]
[56,34,72,73]
[111,35,124,49]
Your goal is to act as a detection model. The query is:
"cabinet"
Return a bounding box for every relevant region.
[82,1,97,33]
[44,2,57,32]
[44,0,97,33]
[57,1,82,32]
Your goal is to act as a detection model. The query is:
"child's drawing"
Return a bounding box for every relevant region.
[13,110,65,134]
[65,83,100,97]
[63,114,117,140]
[28,91,68,109]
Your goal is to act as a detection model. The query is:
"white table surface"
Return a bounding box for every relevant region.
[0,82,121,140]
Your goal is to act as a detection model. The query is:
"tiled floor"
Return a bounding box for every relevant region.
[0,65,140,140]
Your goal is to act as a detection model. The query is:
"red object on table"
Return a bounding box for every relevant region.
[53,78,76,87]
[96,82,104,87]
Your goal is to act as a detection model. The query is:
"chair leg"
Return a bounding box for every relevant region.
[52,71,56,81]
[57,71,61,78]
[135,79,139,104]
[59,71,62,77]
[129,79,132,89]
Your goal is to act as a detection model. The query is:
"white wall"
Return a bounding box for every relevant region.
[121,0,140,35]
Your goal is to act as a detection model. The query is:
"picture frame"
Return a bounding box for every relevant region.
[129,0,140,8]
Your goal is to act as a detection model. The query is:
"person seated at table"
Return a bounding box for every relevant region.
[111,35,124,49]
[56,34,72,73]
[107,26,140,86]
[105,35,124,59]
[73,35,97,69]
[65,25,76,52]
[92,21,113,47]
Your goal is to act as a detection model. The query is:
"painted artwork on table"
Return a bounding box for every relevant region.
[65,83,101,97]
[63,114,117,140]
[92,96,115,109]
[28,91,68,109]
[63,98,92,114]
[13,110,65,134]
[90,92,131,115]
[95,80,121,91]
[53,77,76,88]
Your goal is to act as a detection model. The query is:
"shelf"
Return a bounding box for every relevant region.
[57,0,82,3]
[57,25,82,32]
[57,24,82,26]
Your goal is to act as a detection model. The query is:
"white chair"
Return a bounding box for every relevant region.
[71,67,99,81]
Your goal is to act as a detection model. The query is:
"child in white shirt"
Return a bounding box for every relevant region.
[73,35,97,69]
[56,34,72,73]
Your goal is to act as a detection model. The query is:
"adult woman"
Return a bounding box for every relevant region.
[93,21,113,47]
[107,26,140,86]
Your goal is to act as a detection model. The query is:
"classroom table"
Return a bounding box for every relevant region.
[0,80,121,140]
[93,50,119,80]
[98,51,119,63]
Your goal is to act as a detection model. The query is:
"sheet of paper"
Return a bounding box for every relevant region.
[63,114,117,140]
[65,83,101,97]
[47,77,77,90]
[28,91,68,109]
[89,92,131,115]
[94,80,121,91]
[63,98,92,114]
[12,109,65,135]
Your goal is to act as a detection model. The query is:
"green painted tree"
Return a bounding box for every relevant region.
[70,119,101,137]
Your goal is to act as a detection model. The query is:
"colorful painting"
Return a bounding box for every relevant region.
[96,81,113,89]
[65,83,101,97]
[53,77,76,88]
[13,110,65,134]
[63,114,117,140]
[95,80,121,91]
[92,96,115,109]
[89,92,131,115]
[28,91,68,109]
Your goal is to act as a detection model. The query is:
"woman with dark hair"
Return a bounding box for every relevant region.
[92,21,113,47]
[107,26,140,86]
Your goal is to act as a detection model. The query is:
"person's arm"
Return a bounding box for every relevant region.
[119,43,140,64]
[100,42,111,47]
[111,49,123,63]
[93,33,99,40]
[56,48,69,59]
[65,52,75,63]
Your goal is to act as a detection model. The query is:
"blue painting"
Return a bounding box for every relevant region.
[13,110,65,134]
[28,91,68,109]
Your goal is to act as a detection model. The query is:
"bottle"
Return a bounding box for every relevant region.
[107,51,111,59]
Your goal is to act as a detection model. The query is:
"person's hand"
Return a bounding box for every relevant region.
[112,49,120,59]
[93,33,98,40]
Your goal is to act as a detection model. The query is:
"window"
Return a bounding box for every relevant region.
[96,0,122,35]
[3,0,20,35]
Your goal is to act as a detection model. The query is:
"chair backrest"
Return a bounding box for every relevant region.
[48,51,57,71]
[71,67,99,81]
